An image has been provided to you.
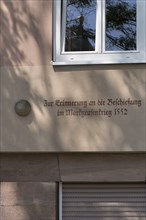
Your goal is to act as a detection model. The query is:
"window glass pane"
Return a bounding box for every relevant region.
[65,0,97,52]
[106,0,137,51]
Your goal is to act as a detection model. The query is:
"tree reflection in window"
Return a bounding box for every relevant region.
[106,0,136,51]
[65,0,96,51]
[64,0,136,52]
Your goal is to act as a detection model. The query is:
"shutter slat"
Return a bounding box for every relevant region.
[63,197,146,202]
[63,202,146,207]
[63,207,146,212]
[63,193,146,197]
[63,188,146,193]
[63,183,146,188]
[63,217,146,220]
[63,213,146,217]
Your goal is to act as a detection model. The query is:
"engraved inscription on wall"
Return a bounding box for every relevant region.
[43,98,142,118]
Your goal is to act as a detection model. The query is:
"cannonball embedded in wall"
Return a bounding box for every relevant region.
[15,100,31,117]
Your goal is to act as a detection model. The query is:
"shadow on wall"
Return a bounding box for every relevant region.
[0,181,58,220]
[1,1,52,66]
[0,0,145,152]
[0,1,63,150]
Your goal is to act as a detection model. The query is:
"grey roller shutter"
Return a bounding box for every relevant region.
[62,183,146,220]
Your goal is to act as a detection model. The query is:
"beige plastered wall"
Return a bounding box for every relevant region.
[0,0,146,152]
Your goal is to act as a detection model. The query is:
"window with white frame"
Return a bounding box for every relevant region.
[52,0,146,65]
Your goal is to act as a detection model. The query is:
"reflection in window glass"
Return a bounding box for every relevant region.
[106,0,136,51]
[65,0,97,52]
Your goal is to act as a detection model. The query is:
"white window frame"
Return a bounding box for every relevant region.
[52,0,146,65]
[59,182,63,220]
